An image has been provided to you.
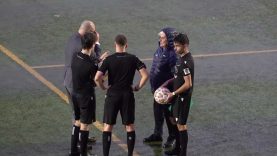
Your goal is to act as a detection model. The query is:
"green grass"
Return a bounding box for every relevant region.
[0,63,276,155]
[0,0,276,65]
[0,90,71,146]
[191,80,277,125]
[1,0,277,155]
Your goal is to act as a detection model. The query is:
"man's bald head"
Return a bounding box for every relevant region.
[78,20,96,35]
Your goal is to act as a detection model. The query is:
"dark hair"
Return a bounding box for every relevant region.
[115,34,127,47]
[81,32,97,49]
[173,33,189,45]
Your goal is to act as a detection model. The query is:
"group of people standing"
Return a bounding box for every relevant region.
[64,20,194,156]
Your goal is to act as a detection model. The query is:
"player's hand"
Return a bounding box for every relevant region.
[165,92,174,103]
[95,31,100,43]
[132,85,140,92]
[100,51,109,61]
[103,85,110,90]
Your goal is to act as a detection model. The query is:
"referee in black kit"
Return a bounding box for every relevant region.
[64,20,102,112]
[64,21,107,154]
[94,34,149,156]
[70,32,98,156]
[162,33,194,156]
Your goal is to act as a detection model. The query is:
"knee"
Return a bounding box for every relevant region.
[177,124,187,131]
[104,123,113,132]
[74,120,81,127]
[80,123,90,131]
[125,124,135,132]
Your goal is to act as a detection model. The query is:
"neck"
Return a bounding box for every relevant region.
[180,49,189,57]
[81,49,91,56]
[115,46,126,53]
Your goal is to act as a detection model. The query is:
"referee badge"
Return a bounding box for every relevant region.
[183,68,190,75]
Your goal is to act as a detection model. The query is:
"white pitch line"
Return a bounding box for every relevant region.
[31,49,277,69]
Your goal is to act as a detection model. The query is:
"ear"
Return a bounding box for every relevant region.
[89,44,95,53]
[125,44,128,49]
[185,44,189,48]
[184,44,189,51]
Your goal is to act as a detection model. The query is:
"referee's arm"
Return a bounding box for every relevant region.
[174,74,192,95]
[94,71,107,90]
[133,68,149,91]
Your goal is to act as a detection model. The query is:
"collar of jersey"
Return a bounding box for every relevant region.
[77,52,91,62]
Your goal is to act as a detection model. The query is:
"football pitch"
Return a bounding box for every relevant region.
[0,0,277,156]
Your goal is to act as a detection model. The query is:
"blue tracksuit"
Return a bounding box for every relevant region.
[148,27,177,137]
[150,27,177,93]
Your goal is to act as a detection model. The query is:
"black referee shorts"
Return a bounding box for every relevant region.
[103,90,135,125]
[73,92,96,124]
[172,94,191,125]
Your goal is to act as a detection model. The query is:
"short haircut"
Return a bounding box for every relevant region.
[115,34,127,47]
[81,32,97,49]
[80,20,95,32]
[174,33,189,45]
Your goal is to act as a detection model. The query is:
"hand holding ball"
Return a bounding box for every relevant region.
[154,87,171,104]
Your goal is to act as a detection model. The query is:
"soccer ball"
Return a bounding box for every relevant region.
[154,87,171,104]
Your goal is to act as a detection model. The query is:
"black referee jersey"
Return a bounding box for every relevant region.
[71,52,98,95]
[173,52,194,96]
[98,52,146,91]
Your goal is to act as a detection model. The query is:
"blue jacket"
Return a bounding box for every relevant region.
[150,27,177,93]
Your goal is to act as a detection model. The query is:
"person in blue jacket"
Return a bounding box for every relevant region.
[143,27,177,148]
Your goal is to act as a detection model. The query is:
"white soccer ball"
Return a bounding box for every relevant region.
[154,87,171,104]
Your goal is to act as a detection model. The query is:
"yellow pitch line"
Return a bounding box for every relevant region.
[0,44,68,103]
[0,44,140,156]
[31,49,277,69]
[32,64,65,69]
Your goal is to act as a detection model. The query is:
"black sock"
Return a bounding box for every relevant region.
[71,125,80,154]
[103,131,112,156]
[179,130,188,156]
[80,130,89,156]
[127,131,136,156]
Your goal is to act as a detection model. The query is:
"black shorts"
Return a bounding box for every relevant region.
[103,90,135,125]
[73,92,96,124]
[172,94,191,125]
